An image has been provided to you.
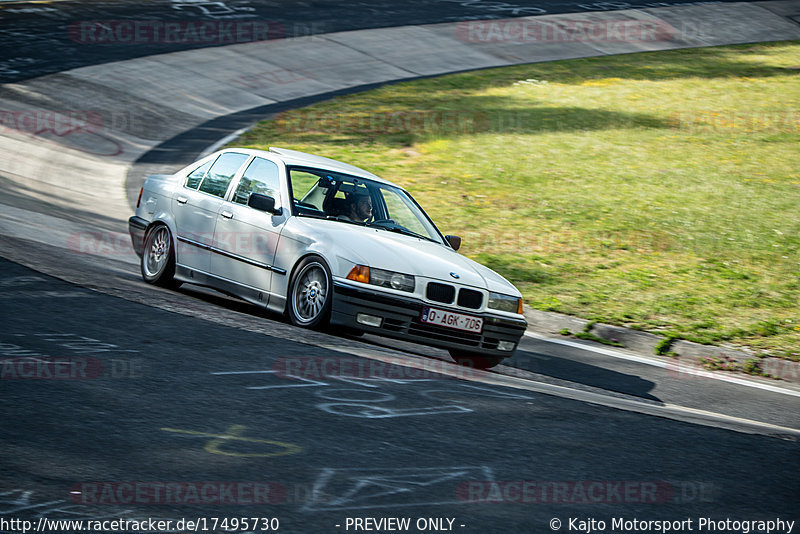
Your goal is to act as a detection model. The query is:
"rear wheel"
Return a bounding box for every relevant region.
[449,350,504,370]
[288,256,332,329]
[141,224,178,288]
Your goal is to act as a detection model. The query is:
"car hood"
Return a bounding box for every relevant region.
[294,218,520,296]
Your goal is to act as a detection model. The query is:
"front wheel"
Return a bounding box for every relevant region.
[449,350,504,370]
[141,224,178,288]
[288,256,332,329]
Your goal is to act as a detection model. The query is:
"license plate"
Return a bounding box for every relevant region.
[421,307,483,333]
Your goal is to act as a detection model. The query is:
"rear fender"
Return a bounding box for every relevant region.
[144,214,178,258]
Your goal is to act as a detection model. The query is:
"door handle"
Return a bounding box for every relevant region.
[221,210,233,219]
[176,196,188,204]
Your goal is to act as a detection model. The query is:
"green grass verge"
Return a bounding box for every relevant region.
[233,41,800,360]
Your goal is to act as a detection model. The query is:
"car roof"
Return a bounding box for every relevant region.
[220,147,395,186]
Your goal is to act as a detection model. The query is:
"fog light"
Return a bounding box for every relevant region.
[497,340,516,352]
[356,313,383,328]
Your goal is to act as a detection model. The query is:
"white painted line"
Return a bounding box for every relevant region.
[466,365,800,440]
[199,127,248,158]
[525,331,668,367]
[204,331,798,436]
[243,339,799,439]
[524,331,800,398]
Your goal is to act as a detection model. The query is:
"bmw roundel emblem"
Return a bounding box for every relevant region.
[450,272,460,279]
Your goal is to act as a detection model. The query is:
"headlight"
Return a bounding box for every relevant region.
[488,292,523,314]
[346,265,415,292]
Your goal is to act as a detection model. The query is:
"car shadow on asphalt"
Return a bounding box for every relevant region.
[506,349,661,403]
[176,284,661,402]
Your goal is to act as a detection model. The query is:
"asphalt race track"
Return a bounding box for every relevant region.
[1,0,753,83]
[1,256,799,532]
[1,0,800,532]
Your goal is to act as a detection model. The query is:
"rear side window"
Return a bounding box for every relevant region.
[198,152,249,198]
[185,159,215,190]
[232,157,281,206]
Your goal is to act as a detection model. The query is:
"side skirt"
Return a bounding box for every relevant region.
[175,264,279,310]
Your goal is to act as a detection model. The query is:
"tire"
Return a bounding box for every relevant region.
[288,256,332,329]
[141,224,178,288]
[448,349,504,370]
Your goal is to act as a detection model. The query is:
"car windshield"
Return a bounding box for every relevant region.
[288,167,443,244]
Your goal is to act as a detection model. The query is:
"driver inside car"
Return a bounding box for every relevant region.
[343,192,373,222]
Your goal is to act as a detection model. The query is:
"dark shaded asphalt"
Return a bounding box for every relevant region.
[1,0,750,83]
[1,256,798,532]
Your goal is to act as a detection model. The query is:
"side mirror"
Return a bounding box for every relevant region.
[248,193,281,215]
[445,234,461,251]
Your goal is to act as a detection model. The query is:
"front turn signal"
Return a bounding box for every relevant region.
[346,265,370,284]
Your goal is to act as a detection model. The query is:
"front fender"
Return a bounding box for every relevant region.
[270,218,367,313]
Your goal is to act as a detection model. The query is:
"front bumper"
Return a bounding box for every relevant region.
[331,282,527,358]
[128,216,148,257]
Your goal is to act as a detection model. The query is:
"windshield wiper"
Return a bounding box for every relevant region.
[367,222,436,243]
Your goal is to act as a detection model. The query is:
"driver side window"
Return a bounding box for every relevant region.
[290,170,323,208]
[288,169,328,217]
